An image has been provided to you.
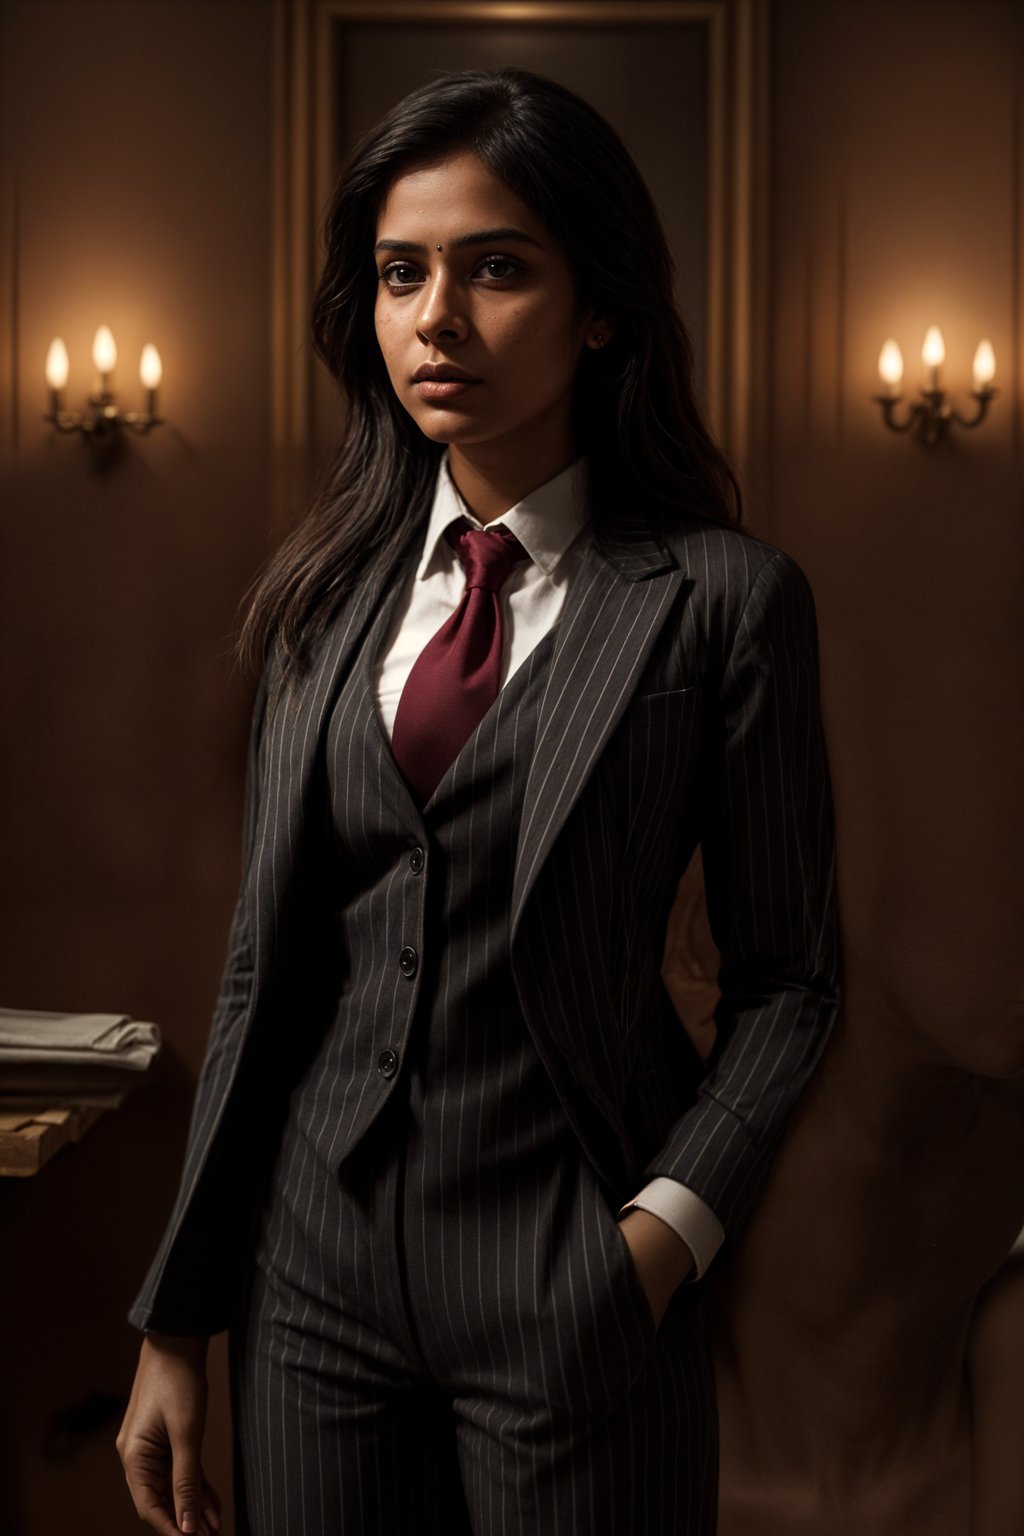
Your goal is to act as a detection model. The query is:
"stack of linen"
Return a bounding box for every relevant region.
[0,1008,161,1106]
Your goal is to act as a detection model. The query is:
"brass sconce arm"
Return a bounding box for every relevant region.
[119,409,162,436]
[44,393,162,442]
[872,393,924,435]
[872,386,998,448]
[46,407,97,436]
[947,388,998,431]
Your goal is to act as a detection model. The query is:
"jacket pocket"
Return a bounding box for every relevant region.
[630,683,699,706]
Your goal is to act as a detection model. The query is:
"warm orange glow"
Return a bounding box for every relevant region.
[45,337,69,391]
[92,324,117,375]
[878,339,904,390]
[139,343,163,390]
[972,339,996,391]
[921,326,945,368]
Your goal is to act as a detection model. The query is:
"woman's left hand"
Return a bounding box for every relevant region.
[616,1207,696,1329]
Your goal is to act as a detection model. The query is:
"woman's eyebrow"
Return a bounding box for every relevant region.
[373,227,543,254]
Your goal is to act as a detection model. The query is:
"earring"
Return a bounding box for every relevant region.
[591,333,607,348]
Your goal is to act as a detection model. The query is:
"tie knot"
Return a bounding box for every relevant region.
[446,519,530,593]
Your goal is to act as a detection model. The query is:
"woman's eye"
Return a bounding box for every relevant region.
[381,263,420,288]
[378,254,522,290]
[477,255,520,281]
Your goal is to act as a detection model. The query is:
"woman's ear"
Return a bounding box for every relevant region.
[584,314,616,350]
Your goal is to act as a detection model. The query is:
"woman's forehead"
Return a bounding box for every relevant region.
[375,153,541,240]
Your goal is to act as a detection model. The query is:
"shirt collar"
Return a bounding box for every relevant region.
[415,451,591,581]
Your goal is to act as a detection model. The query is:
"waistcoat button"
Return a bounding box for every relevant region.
[399,945,418,977]
[377,1048,399,1077]
[409,846,424,874]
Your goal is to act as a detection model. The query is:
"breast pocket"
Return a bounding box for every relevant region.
[621,684,701,761]
[598,684,702,846]
[622,683,702,864]
[630,684,699,709]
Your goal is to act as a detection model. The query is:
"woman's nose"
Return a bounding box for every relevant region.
[415,271,468,345]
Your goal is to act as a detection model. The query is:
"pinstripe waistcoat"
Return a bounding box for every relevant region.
[289,571,572,1207]
[128,501,841,1336]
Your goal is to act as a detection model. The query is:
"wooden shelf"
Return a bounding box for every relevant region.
[0,1104,106,1177]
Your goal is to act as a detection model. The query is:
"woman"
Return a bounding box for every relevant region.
[116,67,840,1535]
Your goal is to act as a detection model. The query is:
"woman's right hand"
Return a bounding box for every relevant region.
[116,1331,221,1535]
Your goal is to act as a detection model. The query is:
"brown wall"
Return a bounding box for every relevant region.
[0,1,274,1531]
[766,0,1024,1074]
[1,2,1021,1532]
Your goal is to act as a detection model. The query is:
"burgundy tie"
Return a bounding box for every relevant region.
[391,518,531,803]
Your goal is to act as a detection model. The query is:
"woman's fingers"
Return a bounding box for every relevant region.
[169,1422,211,1534]
[119,1429,183,1536]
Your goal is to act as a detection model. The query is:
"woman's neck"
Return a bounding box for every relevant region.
[447,437,578,524]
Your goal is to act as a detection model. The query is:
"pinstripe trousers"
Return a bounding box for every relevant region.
[225,562,718,1534]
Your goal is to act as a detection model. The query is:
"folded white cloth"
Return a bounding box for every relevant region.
[0,1008,161,1093]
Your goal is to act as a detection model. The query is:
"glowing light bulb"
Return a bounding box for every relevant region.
[878,339,903,395]
[922,326,946,366]
[922,326,945,390]
[45,338,69,392]
[972,339,995,393]
[139,344,162,390]
[92,324,117,378]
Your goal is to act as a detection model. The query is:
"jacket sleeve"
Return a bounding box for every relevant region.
[126,665,270,1335]
[638,548,842,1242]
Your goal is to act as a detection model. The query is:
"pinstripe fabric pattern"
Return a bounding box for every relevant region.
[509,526,840,1235]
[128,498,840,1346]
[226,550,716,1532]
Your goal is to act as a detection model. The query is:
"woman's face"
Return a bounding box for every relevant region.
[373,150,598,463]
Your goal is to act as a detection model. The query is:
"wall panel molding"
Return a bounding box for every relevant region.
[1013,72,1022,460]
[0,178,19,463]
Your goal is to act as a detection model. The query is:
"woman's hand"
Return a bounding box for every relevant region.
[115,1332,221,1535]
[617,1207,695,1329]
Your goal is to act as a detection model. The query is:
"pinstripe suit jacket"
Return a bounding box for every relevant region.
[128,500,841,1335]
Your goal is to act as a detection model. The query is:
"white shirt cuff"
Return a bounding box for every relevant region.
[617,1177,725,1280]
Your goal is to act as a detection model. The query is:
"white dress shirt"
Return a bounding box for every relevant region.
[372,451,725,1281]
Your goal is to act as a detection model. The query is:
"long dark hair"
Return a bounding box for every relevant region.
[239,66,745,685]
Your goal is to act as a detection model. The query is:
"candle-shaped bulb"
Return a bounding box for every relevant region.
[878,338,904,394]
[92,324,117,376]
[972,338,996,393]
[922,325,945,391]
[922,326,945,367]
[139,343,162,390]
[45,337,70,391]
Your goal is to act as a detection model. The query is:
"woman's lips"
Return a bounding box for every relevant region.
[413,379,480,402]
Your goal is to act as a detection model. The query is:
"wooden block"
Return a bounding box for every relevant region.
[68,1105,104,1141]
[32,1108,74,1127]
[0,1103,106,1177]
[0,1111,34,1132]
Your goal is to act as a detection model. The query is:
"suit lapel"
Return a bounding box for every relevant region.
[510,511,687,945]
[247,514,426,976]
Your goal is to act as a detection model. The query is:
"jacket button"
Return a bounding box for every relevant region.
[399,945,418,977]
[377,1048,399,1078]
[408,846,424,874]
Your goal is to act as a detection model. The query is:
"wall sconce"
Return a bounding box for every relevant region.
[44,326,163,443]
[873,326,997,446]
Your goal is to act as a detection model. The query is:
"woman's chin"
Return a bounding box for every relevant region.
[411,413,495,448]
